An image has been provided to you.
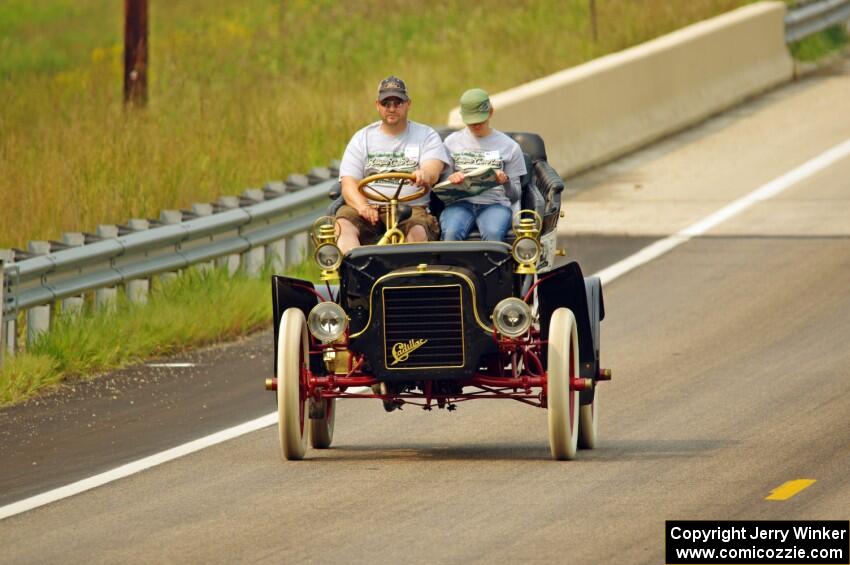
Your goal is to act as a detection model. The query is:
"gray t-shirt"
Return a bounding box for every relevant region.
[443,128,527,206]
[339,120,450,207]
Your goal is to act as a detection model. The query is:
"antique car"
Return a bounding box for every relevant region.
[267,132,609,461]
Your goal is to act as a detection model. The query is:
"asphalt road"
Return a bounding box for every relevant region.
[1,59,849,563]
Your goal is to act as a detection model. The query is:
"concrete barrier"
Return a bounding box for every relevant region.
[448,2,794,176]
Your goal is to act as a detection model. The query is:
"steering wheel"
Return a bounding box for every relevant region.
[357,172,428,203]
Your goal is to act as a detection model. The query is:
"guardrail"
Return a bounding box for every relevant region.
[3,0,850,366]
[1,172,337,363]
[786,0,850,43]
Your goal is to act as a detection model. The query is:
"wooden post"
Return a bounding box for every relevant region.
[589,0,598,43]
[124,0,148,106]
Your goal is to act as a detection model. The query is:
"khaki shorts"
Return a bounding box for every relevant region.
[335,204,440,244]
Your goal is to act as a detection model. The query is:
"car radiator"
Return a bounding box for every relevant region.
[381,284,465,369]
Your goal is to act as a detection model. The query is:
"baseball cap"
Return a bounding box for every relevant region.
[377,76,409,102]
[459,88,491,124]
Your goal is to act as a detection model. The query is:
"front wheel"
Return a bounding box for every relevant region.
[547,308,580,460]
[278,308,309,460]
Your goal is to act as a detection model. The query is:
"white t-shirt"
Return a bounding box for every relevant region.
[339,120,450,207]
[443,128,527,206]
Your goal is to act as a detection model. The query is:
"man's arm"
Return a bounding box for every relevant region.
[413,158,445,187]
[338,129,379,224]
[415,127,451,187]
[341,176,379,224]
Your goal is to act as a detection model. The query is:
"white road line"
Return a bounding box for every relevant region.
[146,363,196,368]
[596,137,850,285]
[0,387,372,521]
[3,138,850,521]
[0,413,275,521]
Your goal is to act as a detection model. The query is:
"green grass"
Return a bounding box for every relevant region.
[1,0,766,404]
[0,261,320,406]
[789,24,849,62]
[0,0,758,249]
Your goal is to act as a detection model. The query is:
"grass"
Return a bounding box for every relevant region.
[1,0,784,404]
[0,0,761,249]
[789,24,849,62]
[0,260,320,406]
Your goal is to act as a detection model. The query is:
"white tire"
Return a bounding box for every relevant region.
[278,308,309,460]
[547,308,580,461]
[309,398,335,449]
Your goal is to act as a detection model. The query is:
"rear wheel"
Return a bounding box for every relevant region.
[547,308,580,460]
[578,393,599,449]
[579,276,602,449]
[309,398,335,449]
[278,308,309,460]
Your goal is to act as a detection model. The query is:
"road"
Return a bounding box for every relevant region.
[1,58,849,563]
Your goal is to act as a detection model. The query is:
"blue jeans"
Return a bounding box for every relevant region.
[440,201,512,241]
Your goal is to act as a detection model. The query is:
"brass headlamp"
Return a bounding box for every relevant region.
[511,210,542,275]
[311,216,342,281]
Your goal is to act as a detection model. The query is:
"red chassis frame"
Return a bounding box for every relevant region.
[267,328,595,411]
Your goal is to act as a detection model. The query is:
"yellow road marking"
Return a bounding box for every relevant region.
[766,479,816,500]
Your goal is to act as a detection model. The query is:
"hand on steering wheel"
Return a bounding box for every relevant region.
[357,172,428,203]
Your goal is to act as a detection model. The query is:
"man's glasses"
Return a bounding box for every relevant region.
[380,98,406,108]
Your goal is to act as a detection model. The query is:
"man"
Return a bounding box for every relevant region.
[336,76,450,254]
[440,88,526,242]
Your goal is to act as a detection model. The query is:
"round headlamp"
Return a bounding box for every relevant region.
[315,243,342,271]
[512,237,541,264]
[307,302,347,342]
[492,297,532,338]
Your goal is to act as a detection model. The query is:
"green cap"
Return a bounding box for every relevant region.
[459,88,491,125]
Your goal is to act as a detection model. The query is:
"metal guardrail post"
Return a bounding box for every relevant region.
[263,181,288,271]
[158,210,183,286]
[190,203,215,272]
[307,167,332,184]
[285,174,311,269]
[241,189,266,277]
[1,249,15,357]
[217,196,241,275]
[95,225,119,308]
[61,232,86,315]
[126,219,151,304]
[26,241,51,346]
